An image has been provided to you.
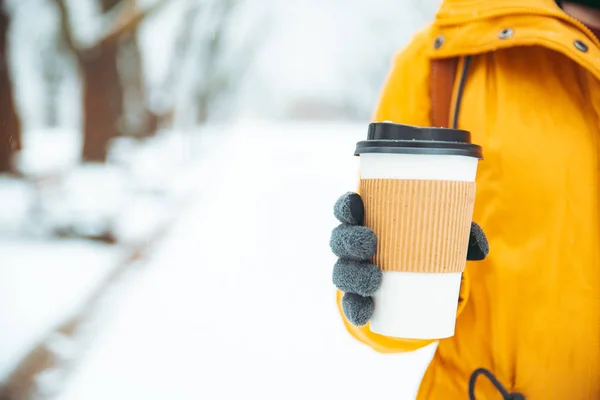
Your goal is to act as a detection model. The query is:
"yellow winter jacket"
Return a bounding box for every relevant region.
[336,0,600,398]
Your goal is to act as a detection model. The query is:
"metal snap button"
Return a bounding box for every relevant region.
[574,40,589,52]
[498,28,514,39]
[434,35,445,49]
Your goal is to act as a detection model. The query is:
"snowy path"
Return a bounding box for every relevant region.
[0,240,125,380]
[55,122,437,400]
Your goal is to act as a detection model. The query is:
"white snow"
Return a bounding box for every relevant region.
[0,126,221,384]
[0,0,447,396]
[15,128,82,177]
[54,121,438,400]
[0,176,36,236]
[0,239,125,380]
[5,126,203,241]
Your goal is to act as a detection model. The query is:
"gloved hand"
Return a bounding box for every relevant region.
[330,192,489,327]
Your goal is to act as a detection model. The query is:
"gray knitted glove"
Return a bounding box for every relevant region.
[330,192,489,327]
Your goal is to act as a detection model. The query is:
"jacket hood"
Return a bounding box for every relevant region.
[428,0,600,62]
[435,0,564,24]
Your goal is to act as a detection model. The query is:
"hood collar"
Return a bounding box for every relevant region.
[435,0,563,25]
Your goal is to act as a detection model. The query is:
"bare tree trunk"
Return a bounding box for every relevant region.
[196,95,208,124]
[52,0,166,162]
[100,0,122,12]
[81,40,123,162]
[0,2,21,173]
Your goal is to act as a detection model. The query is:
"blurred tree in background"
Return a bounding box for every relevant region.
[164,0,268,128]
[0,0,271,243]
[0,0,267,171]
[0,0,440,172]
[52,0,164,162]
[0,0,21,173]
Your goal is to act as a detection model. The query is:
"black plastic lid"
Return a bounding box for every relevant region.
[355,122,483,159]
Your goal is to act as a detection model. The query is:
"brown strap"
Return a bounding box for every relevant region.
[430,58,459,128]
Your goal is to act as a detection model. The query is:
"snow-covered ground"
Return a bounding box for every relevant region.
[4,127,202,242]
[0,239,125,380]
[0,126,224,387]
[52,121,437,400]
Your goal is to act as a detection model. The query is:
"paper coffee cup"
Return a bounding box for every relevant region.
[354,122,483,340]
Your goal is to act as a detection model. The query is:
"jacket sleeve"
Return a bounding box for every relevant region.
[336,26,471,353]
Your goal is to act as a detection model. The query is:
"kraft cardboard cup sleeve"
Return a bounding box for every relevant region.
[354,122,483,340]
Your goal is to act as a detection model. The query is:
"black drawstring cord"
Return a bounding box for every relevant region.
[451,55,472,130]
[468,368,525,400]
